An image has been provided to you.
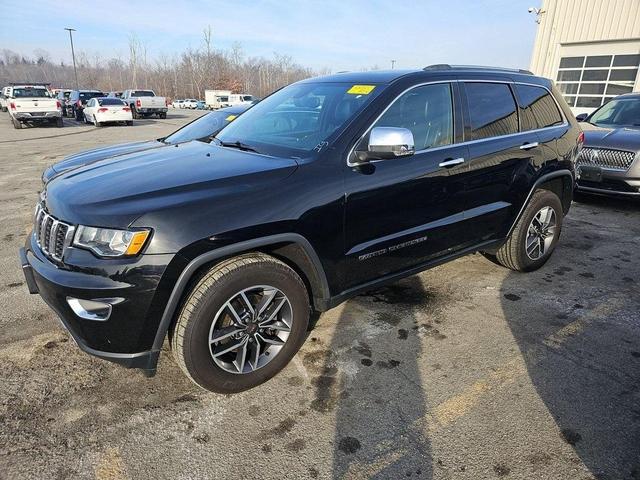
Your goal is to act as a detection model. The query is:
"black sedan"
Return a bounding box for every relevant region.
[576,93,640,196]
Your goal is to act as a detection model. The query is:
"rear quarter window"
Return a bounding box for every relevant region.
[515,84,563,130]
[464,82,518,140]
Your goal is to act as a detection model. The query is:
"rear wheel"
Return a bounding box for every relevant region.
[56,117,63,127]
[492,189,563,272]
[159,112,167,119]
[126,120,133,126]
[171,253,310,393]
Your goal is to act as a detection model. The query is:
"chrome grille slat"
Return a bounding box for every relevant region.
[576,147,636,171]
[33,203,73,262]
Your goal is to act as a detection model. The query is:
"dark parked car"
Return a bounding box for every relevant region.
[41,104,251,183]
[68,89,105,120]
[20,66,582,393]
[575,93,640,196]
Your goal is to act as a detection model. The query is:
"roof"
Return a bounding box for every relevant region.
[301,70,417,84]
[302,65,544,85]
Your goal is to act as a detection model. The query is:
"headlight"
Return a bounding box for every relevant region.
[73,226,150,257]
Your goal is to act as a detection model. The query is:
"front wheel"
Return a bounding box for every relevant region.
[492,189,563,272]
[171,253,310,393]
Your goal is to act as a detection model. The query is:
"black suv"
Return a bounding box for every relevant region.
[20,66,582,393]
[67,89,105,120]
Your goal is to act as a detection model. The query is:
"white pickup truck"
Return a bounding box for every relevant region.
[121,89,168,119]
[6,84,62,129]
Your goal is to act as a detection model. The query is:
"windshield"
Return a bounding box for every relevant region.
[215,82,383,157]
[588,98,640,127]
[13,88,51,98]
[163,109,245,144]
[133,91,155,97]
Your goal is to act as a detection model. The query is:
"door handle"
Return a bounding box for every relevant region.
[439,157,465,168]
[519,142,539,150]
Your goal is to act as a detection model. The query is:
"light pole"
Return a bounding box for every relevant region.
[64,28,79,89]
[391,59,396,70]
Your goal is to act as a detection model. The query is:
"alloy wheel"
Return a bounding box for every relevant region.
[525,206,557,260]
[208,285,293,374]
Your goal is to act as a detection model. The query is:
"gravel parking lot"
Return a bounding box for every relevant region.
[0,111,638,480]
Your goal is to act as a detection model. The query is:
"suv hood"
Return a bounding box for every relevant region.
[43,140,163,183]
[45,140,298,227]
[579,122,640,151]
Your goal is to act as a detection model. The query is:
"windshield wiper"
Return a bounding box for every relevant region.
[213,138,260,154]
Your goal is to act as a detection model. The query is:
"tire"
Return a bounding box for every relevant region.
[159,112,167,119]
[171,253,310,393]
[131,106,138,119]
[56,117,63,128]
[1,106,7,112]
[76,109,83,122]
[126,120,133,126]
[493,189,563,272]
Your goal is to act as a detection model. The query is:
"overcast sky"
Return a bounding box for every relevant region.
[0,0,542,72]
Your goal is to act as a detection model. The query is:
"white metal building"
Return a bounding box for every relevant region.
[529,0,640,115]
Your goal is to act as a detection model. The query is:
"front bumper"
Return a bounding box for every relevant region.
[19,234,178,375]
[576,166,640,196]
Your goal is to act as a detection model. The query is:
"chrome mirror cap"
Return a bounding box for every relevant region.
[369,127,415,157]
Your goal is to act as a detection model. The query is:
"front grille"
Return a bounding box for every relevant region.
[34,204,74,262]
[576,147,637,171]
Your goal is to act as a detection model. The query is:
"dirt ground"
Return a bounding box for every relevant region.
[0,110,638,480]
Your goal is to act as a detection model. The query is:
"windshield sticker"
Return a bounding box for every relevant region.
[347,85,375,95]
[225,115,237,121]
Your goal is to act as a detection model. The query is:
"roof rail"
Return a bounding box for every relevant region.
[422,64,533,75]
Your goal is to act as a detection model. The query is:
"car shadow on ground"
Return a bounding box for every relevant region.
[500,196,640,479]
[309,275,433,478]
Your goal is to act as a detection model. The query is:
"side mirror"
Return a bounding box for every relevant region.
[354,127,415,163]
[576,113,588,122]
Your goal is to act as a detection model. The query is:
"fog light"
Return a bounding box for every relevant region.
[66,297,123,321]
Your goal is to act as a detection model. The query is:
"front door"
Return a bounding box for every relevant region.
[343,82,470,291]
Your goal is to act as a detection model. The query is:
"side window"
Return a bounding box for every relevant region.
[465,82,518,140]
[514,84,564,130]
[371,83,453,150]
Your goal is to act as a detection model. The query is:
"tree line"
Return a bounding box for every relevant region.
[0,28,327,99]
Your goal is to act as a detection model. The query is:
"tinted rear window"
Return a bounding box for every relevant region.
[465,83,518,140]
[80,91,104,100]
[98,98,125,106]
[515,84,563,131]
[132,91,155,97]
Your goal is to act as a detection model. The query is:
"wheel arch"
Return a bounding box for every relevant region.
[151,233,330,354]
[507,169,574,238]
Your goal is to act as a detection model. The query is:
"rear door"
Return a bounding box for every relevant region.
[459,81,543,242]
[343,81,470,290]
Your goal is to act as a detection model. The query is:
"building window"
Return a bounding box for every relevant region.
[556,54,639,108]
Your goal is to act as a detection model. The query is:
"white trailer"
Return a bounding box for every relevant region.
[205,90,232,110]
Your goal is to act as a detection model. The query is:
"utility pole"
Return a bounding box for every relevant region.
[391,59,396,70]
[64,28,79,89]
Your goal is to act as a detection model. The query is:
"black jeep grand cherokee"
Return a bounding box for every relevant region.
[20,66,582,393]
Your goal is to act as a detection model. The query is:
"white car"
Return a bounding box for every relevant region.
[83,97,133,126]
[182,98,198,109]
[171,99,184,109]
